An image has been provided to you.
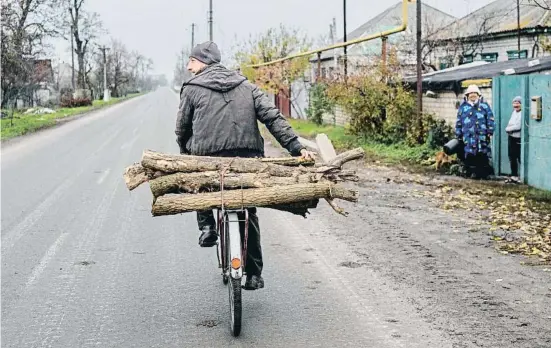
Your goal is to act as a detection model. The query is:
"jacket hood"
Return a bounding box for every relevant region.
[184,64,246,92]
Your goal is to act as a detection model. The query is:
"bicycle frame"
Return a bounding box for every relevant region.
[216,208,249,280]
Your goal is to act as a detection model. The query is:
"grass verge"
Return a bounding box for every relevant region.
[1,93,141,140]
[287,119,439,169]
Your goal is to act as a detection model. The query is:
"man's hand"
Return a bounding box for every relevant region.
[300,148,316,161]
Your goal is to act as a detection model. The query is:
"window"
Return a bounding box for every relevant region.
[460,55,474,65]
[507,50,528,60]
[439,56,453,70]
[480,52,498,63]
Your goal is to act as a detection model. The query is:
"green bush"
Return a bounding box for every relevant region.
[325,52,419,145]
[305,83,334,125]
[424,114,454,149]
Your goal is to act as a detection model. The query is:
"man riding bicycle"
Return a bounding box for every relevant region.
[175,41,315,290]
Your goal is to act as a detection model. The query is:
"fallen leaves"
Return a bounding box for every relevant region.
[424,184,551,265]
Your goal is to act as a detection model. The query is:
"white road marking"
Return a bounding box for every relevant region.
[25,231,69,288]
[1,177,76,254]
[97,168,111,184]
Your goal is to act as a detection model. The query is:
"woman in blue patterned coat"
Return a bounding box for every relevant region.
[455,84,495,179]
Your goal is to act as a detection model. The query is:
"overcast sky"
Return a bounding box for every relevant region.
[51,0,493,79]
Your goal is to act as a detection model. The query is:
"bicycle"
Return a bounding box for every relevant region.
[214,166,250,337]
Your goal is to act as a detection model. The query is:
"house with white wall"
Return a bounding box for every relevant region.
[427,0,551,69]
[309,1,457,79]
[404,56,551,125]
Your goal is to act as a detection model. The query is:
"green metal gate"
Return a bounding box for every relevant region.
[492,75,551,191]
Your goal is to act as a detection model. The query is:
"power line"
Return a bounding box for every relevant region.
[208,0,213,41]
[191,23,196,49]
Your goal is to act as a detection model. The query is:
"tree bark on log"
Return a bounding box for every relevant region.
[148,171,317,198]
[326,147,365,167]
[151,182,358,216]
[123,148,364,191]
[141,150,314,176]
[123,164,359,192]
[141,148,363,174]
[123,163,166,191]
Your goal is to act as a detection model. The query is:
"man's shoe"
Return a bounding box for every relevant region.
[243,275,264,290]
[198,226,217,247]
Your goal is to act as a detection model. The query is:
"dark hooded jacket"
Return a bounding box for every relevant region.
[175,64,304,157]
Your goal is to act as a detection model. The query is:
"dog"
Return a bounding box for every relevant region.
[435,151,454,170]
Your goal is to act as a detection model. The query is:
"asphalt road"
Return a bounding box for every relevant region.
[1,88,549,348]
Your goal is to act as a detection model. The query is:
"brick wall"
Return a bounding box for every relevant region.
[423,91,461,125]
[322,106,350,126]
[319,86,495,127]
[424,87,493,125]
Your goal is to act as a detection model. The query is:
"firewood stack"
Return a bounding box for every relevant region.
[123,139,364,217]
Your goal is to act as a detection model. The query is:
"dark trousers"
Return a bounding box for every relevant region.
[464,153,493,179]
[197,208,263,277]
[196,149,264,277]
[508,136,521,177]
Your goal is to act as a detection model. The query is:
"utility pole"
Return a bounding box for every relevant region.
[343,0,348,79]
[416,0,423,142]
[516,0,521,53]
[332,17,338,71]
[329,23,334,79]
[99,45,110,101]
[70,23,75,90]
[191,23,196,48]
[208,0,213,41]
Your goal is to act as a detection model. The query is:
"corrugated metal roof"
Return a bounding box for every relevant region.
[403,56,551,92]
[432,0,551,41]
[312,1,456,62]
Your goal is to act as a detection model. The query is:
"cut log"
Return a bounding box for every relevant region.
[151,182,358,216]
[325,198,349,217]
[141,149,363,175]
[123,164,359,192]
[315,135,351,217]
[141,150,314,176]
[326,147,365,168]
[123,163,166,190]
[148,171,317,198]
[123,147,365,191]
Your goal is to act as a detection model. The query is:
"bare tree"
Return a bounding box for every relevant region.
[422,7,519,69]
[389,12,453,73]
[173,46,191,87]
[106,40,130,97]
[128,51,145,90]
[65,0,103,91]
[234,25,312,118]
[527,0,551,10]
[1,0,62,108]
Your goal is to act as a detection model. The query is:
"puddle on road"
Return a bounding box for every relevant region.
[338,261,365,268]
[196,319,219,328]
[74,260,96,266]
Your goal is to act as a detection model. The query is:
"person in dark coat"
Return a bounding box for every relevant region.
[455,84,495,179]
[175,41,315,290]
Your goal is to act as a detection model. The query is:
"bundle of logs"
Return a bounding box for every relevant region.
[123,146,364,218]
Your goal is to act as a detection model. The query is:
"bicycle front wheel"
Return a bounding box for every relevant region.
[225,212,243,336]
[228,277,242,336]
